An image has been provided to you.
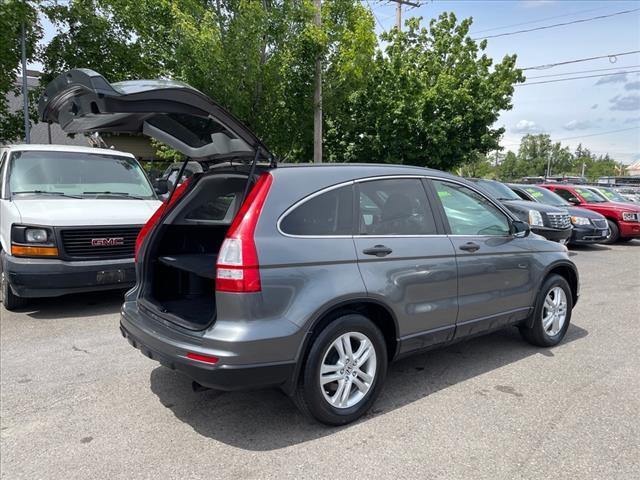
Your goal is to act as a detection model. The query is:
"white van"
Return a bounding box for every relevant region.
[0,144,162,310]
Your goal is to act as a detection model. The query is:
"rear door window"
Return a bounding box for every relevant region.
[280,184,354,236]
[357,179,437,235]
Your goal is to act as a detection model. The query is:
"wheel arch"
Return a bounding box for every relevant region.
[526,261,579,328]
[282,297,399,396]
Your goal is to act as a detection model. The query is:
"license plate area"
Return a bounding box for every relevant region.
[96,269,127,284]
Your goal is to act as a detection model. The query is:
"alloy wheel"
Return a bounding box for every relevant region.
[542,286,568,336]
[319,332,377,409]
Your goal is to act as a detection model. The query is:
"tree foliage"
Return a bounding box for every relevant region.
[0,0,42,143]
[3,2,527,170]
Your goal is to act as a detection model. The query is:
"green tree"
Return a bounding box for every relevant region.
[325,13,524,168]
[0,0,42,143]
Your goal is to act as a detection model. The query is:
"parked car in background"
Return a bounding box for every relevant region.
[614,187,640,203]
[39,68,581,426]
[0,144,162,310]
[508,184,609,245]
[155,161,203,199]
[468,179,572,244]
[584,185,636,204]
[541,184,640,243]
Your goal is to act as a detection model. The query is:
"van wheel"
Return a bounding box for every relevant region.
[603,220,619,244]
[293,314,387,425]
[1,271,27,311]
[520,274,572,347]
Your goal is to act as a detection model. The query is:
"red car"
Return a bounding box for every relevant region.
[541,184,640,243]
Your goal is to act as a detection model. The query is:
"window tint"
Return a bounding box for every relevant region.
[433,180,510,236]
[554,188,578,202]
[0,152,6,197]
[358,179,437,235]
[280,185,354,236]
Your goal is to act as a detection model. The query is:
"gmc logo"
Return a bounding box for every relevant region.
[91,237,125,247]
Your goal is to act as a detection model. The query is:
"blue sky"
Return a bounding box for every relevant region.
[35,0,640,164]
[367,0,640,164]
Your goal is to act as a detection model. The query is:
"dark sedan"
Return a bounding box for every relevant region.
[508,184,609,245]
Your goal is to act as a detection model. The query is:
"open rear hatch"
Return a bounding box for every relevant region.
[38,68,271,162]
[39,69,274,330]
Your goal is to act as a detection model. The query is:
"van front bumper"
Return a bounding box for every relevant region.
[1,253,136,298]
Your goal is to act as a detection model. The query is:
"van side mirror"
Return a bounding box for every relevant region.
[154,178,169,195]
[567,196,580,205]
[512,220,530,238]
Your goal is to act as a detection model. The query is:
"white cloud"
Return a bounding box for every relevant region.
[512,119,542,133]
[610,95,640,111]
[591,104,598,109]
[596,72,628,85]
[521,0,556,7]
[564,120,594,131]
[624,117,640,124]
[625,81,640,91]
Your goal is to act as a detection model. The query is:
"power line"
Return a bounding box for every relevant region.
[504,127,640,148]
[473,8,639,40]
[521,50,640,71]
[471,6,615,35]
[517,70,640,86]
[526,65,640,79]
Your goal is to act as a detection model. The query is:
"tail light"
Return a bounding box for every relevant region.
[216,173,273,292]
[135,179,191,261]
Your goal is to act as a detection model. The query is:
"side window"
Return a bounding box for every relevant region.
[554,188,576,202]
[357,179,437,235]
[432,180,510,236]
[0,152,7,198]
[280,184,354,236]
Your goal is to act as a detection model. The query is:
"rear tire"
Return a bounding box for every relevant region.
[603,219,619,244]
[1,271,27,311]
[293,314,387,425]
[520,274,572,347]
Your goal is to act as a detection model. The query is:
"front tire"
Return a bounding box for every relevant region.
[603,219,620,244]
[520,274,572,347]
[1,271,28,311]
[294,314,387,425]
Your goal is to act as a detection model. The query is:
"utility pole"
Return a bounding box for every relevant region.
[21,22,30,144]
[389,0,420,31]
[313,0,322,163]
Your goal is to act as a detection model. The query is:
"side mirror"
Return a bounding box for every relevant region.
[567,196,580,205]
[154,178,169,195]
[512,220,530,238]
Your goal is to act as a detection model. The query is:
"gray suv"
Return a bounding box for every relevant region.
[40,69,580,425]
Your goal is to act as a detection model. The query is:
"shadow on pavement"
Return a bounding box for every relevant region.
[149,323,588,451]
[15,289,126,320]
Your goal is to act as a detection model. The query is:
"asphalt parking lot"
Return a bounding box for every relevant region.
[1,242,639,480]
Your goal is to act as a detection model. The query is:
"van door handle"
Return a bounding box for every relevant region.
[459,242,480,252]
[363,245,393,257]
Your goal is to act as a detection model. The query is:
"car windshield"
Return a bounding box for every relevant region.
[594,187,627,202]
[9,150,155,199]
[474,179,521,201]
[520,185,570,206]
[575,187,607,203]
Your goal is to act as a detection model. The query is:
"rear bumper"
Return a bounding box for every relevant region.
[1,252,135,298]
[119,300,298,391]
[531,226,572,243]
[570,224,609,244]
[618,221,640,238]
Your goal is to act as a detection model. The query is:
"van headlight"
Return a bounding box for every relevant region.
[571,216,591,226]
[25,228,49,243]
[528,210,544,226]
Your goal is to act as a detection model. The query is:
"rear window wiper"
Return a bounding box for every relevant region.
[12,190,83,199]
[82,191,145,199]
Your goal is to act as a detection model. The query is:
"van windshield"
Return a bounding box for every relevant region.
[9,150,155,199]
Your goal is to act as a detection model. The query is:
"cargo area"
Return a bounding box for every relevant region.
[142,172,250,330]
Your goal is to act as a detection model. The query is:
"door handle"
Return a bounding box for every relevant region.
[459,242,480,253]
[363,245,393,257]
